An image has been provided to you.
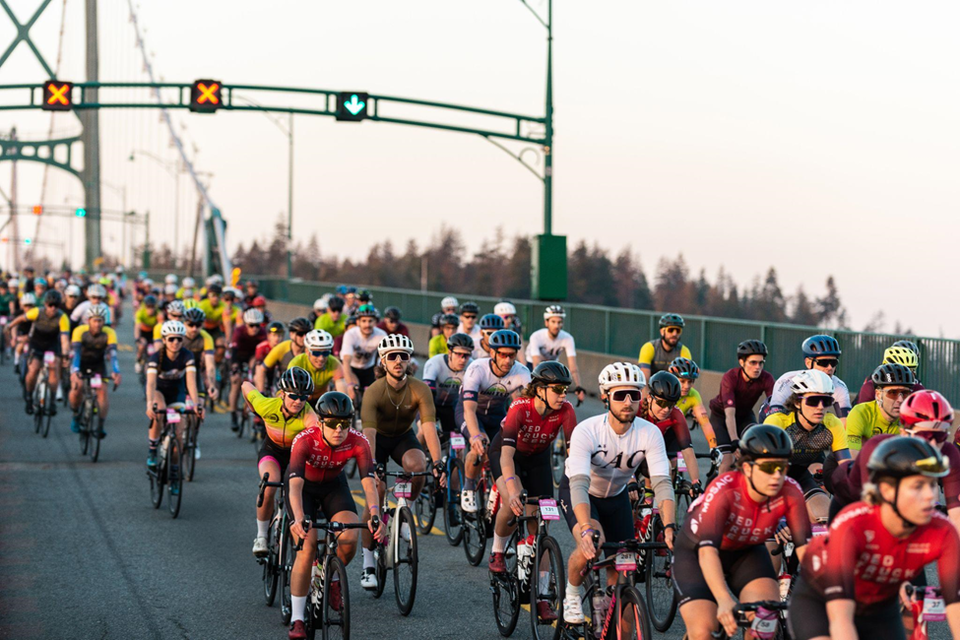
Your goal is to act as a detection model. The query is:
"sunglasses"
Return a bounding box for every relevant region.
[815,359,839,368]
[611,389,641,403]
[549,384,569,395]
[310,350,331,358]
[384,352,411,362]
[884,389,911,401]
[186,322,202,328]
[45,303,58,308]
[653,397,676,409]
[450,350,471,358]
[323,419,351,432]
[909,430,950,445]
[752,460,789,475]
[286,393,310,402]
[495,350,518,359]
[292,331,308,337]
[165,337,183,343]
[246,324,260,329]
[462,314,477,320]
[664,328,682,335]
[167,314,183,320]
[803,395,835,408]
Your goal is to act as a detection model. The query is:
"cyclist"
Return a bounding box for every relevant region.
[286,391,385,640]
[0,279,16,317]
[11,292,37,371]
[673,424,811,639]
[308,296,328,326]
[342,286,359,315]
[430,295,459,338]
[423,333,475,438]
[427,313,459,358]
[456,302,485,359]
[182,307,217,403]
[242,280,259,309]
[709,340,774,473]
[253,321,286,393]
[68,303,120,437]
[340,304,386,398]
[134,294,159,373]
[560,361,677,624]
[638,371,701,488]
[251,295,271,325]
[526,305,585,403]
[198,283,228,361]
[145,320,201,470]
[846,363,917,456]
[62,285,83,332]
[358,334,443,590]
[494,300,522,334]
[314,295,346,338]
[220,287,242,340]
[670,357,717,447]
[152,300,185,345]
[638,313,692,378]
[71,283,111,326]
[376,306,409,337]
[176,276,196,300]
[768,334,852,419]
[7,289,71,415]
[228,308,267,431]
[763,370,850,522]
[856,343,925,404]
[286,330,349,404]
[333,315,357,358]
[459,330,532,513]
[789,437,960,640]
[478,313,505,356]
[259,317,311,392]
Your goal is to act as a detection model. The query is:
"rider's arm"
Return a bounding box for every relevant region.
[70,326,83,373]
[692,402,717,447]
[844,404,868,458]
[185,363,200,407]
[698,546,738,607]
[637,341,654,377]
[723,407,738,444]
[415,384,442,462]
[463,400,482,441]
[565,425,596,537]
[204,353,216,390]
[287,477,306,525]
[145,369,158,413]
[644,430,677,529]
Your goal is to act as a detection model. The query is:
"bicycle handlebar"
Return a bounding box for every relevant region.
[257,472,284,507]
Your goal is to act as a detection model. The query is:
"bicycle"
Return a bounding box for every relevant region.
[459,454,497,566]
[551,432,566,488]
[181,405,202,482]
[76,370,112,462]
[441,431,466,546]
[232,363,254,439]
[0,315,8,365]
[490,491,565,640]
[709,600,788,640]
[906,584,946,640]
[147,402,188,518]
[32,350,57,438]
[257,473,295,624]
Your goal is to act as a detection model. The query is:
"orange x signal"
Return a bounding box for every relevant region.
[196,82,220,105]
[46,82,70,105]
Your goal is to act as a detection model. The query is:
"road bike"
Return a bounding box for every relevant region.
[76,370,112,462]
[257,473,295,624]
[709,600,788,640]
[32,350,57,438]
[551,432,566,487]
[147,402,191,518]
[459,455,497,566]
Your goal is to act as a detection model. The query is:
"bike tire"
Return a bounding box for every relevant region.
[89,419,101,463]
[530,535,565,640]
[263,514,280,606]
[167,436,183,518]
[373,541,387,599]
[41,384,52,438]
[150,463,164,510]
[551,434,565,488]
[322,555,350,640]
[615,585,654,640]
[414,480,437,536]
[79,400,91,455]
[443,456,464,546]
[393,506,419,616]
[279,523,293,624]
[645,516,678,632]
[183,415,197,482]
[459,460,487,567]
[674,488,691,531]
[492,537,521,637]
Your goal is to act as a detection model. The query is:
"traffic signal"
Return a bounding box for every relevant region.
[32,205,43,215]
[24,238,32,245]
[75,208,87,218]
[336,92,369,122]
[42,80,73,111]
[190,80,222,113]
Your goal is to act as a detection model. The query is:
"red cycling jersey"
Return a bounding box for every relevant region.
[254,340,272,363]
[682,471,812,551]
[641,406,692,451]
[802,502,960,613]
[500,396,577,455]
[287,427,374,484]
[231,325,267,361]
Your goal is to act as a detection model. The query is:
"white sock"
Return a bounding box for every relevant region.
[256,519,269,538]
[401,522,411,539]
[291,595,307,622]
[492,533,509,554]
[566,582,580,601]
[539,571,551,595]
[362,547,374,569]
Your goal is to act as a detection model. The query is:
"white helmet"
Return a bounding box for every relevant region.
[164,274,178,285]
[313,295,329,312]
[494,301,517,317]
[166,300,186,316]
[441,296,459,310]
[304,329,335,351]
[599,362,646,393]
[205,274,223,286]
[160,320,186,337]
[544,305,566,320]
[65,284,82,297]
[378,333,415,358]
[182,277,196,288]
[791,369,835,396]
[164,283,178,295]
[85,303,110,321]
[243,308,264,325]
[88,283,107,298]
[21,292,37,306]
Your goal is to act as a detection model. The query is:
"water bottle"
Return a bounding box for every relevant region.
[158,434,169,461]
[311,559,324,604]
[486,484,500,518]
[592,592,610,635]
[516,535,534,581]
[778,572,792,601]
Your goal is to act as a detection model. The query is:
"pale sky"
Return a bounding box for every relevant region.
[1,0,958,336]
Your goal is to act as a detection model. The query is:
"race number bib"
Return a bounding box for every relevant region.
[166,410,181,424]
[676,453,687,473]
[923,591,946,622]
[614,551,637,572]
[750,607,779,640]
[394,482,412,498]
[43,351,55,364]
[539,499,560,520]
[450,434,466,450]
[90,375,103,389]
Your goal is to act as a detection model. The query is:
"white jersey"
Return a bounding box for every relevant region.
[769,369,851,411]
[340,326,387,370]
[526,328,576,361]
[70,299,113,325]
[422,353,472,407]
[565,413,671,499]
[457,323,486,359]
[460,357,532,417]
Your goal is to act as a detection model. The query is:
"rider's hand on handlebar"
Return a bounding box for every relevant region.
[507,488,524,517]
[469,434,487,457]
[716,594,739,637]
[432,462,447,489]
[290,519,310,543]
[369,515,386,543]
[576,526,598,561]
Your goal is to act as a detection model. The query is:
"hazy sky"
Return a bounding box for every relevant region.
[1,0,958,337]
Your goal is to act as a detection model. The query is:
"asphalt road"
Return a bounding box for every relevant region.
[0,305,947,640]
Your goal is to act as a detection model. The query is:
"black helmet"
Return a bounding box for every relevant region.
[479,313,505,331]
[531,361,572,386]
[327,296,345,312]
[737,340,768,359]
[648,371,683,403]
[288,317,312,334]
[892,340,920,356]
[440,313,460,328]
[277,366,315,396]
[43,290,62,306]
[315,391,354,420]
[207,283,223,295]
[184,308,205,325]
[738,424,793,461]
[867,436,949,483]
[143,294,158,306]
[459,302,479,315]
[357,290,372,303]
[871,363,917,387]
[659,313,685,329]
[345,315,358,327]
[668,357,700,380]
[384,306,401,321]
[355,304,379,319]
[267,321,285,335]
[801,334,841,358]
[447,333,475,352]
[488,329,521,351]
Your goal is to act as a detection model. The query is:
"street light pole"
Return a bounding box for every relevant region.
[544,0,553,236]
[287,112,294,280]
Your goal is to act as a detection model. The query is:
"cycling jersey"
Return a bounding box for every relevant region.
[856,376,924,405]
[198,298,226,331]
[459,358,532,418]
[70,300,112,326]
[230,325,267,362]
[376,320,410,337]
[422,353,470,407]
[340,326,387,369]
[147,349,195,388]
[638,339,691,375]
[25,306,70,348]
[676,387,704,417]
[708,368,775,419]
[763,412,848,467]
[0,292,16,316]
[182,329,215,364]
[769,369,851,414]
[640,406,692,453]
[287,353,342,394]
[525,328,576,361]
[801,502,960,613]
[681,471,811,551]
[428,334,448,358]
[134,306,158,332]
[315,313,346,338]
[263,340,302,371]
[287,426,374,484]
[456,324,486,359]
[565,413,671,499]
[845,401,901,451]
[245,387,319,448]
[501,396,576,455]
[360,377,436,438]
[70,324,118,370]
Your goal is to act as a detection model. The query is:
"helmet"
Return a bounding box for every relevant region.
[243,308,264,325]
[459,302,479,315]
[440,313,460,328]
[21,293,37,307]
[739,424,793,461]
[115,265,124,273]
[344,315,357,327]
[893,340,920,356]
[378,333,415,357]
[164,284,178,295]
[65,284,81,297]
[182,299,200,310]
[98,277,111,286]
[384,306,402,322]
[245,280,258,289]
[531,361,572,386]
[206,274,223,286]
[278,366,315,396]
[488,330,521,351]
[357,289,372,302]
[737,340,768,359]
[313,296,329,312]
[6,278,17,288]
[336,285,348,295]
[868,437,949,483]
[87,284,107,298]
[790,369,835,396]
[160,320,186,338]
[304,330,335,351]
[33,277,48,287]
[182,277,196,288]
[441,296,459,310]
[648,371,683,403]
[252,296,267,307]
[164,274,177,285]
[599,362,646,392]
[447,333,475,352]
[166,300,186,316]
[883,346,919,369]
[871,363,917,388]
[494,301,517,316]
[668,357,700,380]
[315,391,354,420]
[355,304,379,319]
[288,317,312,334]
[544,305,566,320]
[479,314,505,331]
[900,391,954,431]
[207,283,223,295]
[86,303,110,320]
[267,321,285,335]
[43,290,62,306]
[184,308,205,325]
[658,313,685,329]
[143,295,158,307]
[222,287,239,300]
[346,286,357,295]
[327,296,345,312]
[801,334,841,358]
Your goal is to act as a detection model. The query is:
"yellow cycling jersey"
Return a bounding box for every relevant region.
[676,387,703,417]
[287,353,342,394]
[135,307,159,331]
[198,298,226,331]
[638,341,691,374]
[845,401,901,451]
[428,334,448,359]
[263,340,302,370]
[245,387,319,449]
[764,411,848,466]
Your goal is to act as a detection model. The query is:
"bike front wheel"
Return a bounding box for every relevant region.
[530,535,565,640]
[492,539,520,637]
[263,514,280,606]
[393,506,419,616]
[645,516,677,632]
[167,436,183,518]
[443,457,464,546]
[414,479,437,536]
[322,555,350,640]
[614,586,654,640]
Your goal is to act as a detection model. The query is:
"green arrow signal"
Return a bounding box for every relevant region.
[344,94,365,116]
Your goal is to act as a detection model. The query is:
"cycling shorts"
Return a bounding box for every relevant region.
[558,475,633,556]
[488,432,553,500]
[351,366,376,396]
[374,429,423,467]
[285,473,357,522]
[157,383,187,406]
[78,360,107,377]
[788,574,904,640]
[435,404,457,434]
[29,342,62,360]
[456,406,504,441]
[790,466,827,499]
[258,438,291,474]
[671,533,777,607]
[709,410,757,453]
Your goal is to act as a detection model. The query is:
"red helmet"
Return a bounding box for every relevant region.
[900,390,954,430]
[252,295,267,307]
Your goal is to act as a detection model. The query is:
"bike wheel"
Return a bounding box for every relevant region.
[167,436,183,518]
[615,586,654,640]
[443,458,464,546]
[551,434,565,488]
[89,419,101,463]
[236,410,247,438]
[674,489,691,531]
[263,514,280,606]
[78,401,91,455]
[183,416,197,482]
[492,539,521,637]
[460,463,487,566]
[323,555,350,640]
[150,462,164,510]
[393,506,419,616]
[645,517,678,632]
[414,480,437,536]
[279,524,293,624]
[530,535,564,640]
[373,541,387,599]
